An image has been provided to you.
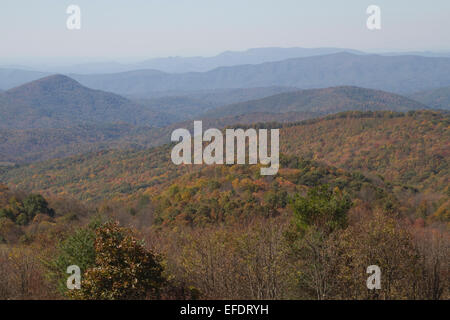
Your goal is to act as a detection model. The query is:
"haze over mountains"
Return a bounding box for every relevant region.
[0,47,449,165]
[135,86,298,119]
[0,68,49,91]
[0,47,365,75]
[122,47,365,74]
[0,72,440,164]
[409,86,450,110]
[4,47,450,76]
[1,50,450,97]
[60,53,450,97]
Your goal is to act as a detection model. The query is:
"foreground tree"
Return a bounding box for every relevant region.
[46,218,99,294]
[71,222,165,300]
[334,211,424,300]
[286,185,352,299]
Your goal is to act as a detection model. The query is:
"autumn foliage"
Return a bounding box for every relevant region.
[70,222,165,300]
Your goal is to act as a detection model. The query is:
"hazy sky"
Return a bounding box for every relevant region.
[1,0,449,64]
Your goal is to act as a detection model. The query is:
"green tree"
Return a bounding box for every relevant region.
[46,218,100,294]
[291,185,351,234]
[286,185,352,299]
[19,194,55,225]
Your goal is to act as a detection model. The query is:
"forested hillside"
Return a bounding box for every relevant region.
[1,0,449,302]
[0,124,160,164]
[0,110,448,300]
[203,86,427,119]
[280,111,449,195]
[0,110,315,164]
[133,86,297,117]
[1,111,447,204]
[0,82,433,164]
[0,75,173,129]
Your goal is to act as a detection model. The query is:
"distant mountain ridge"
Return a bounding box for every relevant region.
[0,79,431,164]
[2,53,450,96]
[1,47,364,75]
[409,86,450,110]
[4,47,450,76]
[0,75,173,129]
[0,68,50,90]
[69,53,450,97]
[202,86,428,119]
[134,47,365,73]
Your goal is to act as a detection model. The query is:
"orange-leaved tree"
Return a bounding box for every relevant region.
[71,221,165,300]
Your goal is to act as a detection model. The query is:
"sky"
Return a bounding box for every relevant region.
[1,0,449,65]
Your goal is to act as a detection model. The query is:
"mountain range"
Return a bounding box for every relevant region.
[0,73,439,164]
[1,47,364,75]
[0,41,449,302]
[131,47,365,74]
[68,53,450,97]
[2,53,450,98]
[4,47,450,76]
[1,48,449,164]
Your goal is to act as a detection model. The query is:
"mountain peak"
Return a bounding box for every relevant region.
[6,74,84,94]
[0,75,172,129]
[28,74,81,88]
[38,74,77,82]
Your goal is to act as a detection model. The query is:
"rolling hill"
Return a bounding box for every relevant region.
[69,53,450,97]
[409,86,450,110]
[0,111,447,301]
[0,75,174,129]
[131,86,297,115]
[202,86,427,119]
[0,84,430,164]
[1,111,447,203]
[0,109,316,164]
[0,124,161,164]
[280,111,449,194]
